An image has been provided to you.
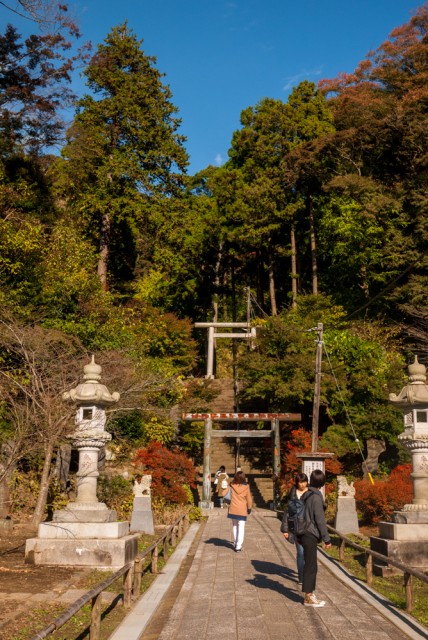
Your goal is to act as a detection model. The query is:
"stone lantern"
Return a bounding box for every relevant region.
[25,357,139,568]
[389,356,428,518]
[60,355,120,521]
[370,356,428,574]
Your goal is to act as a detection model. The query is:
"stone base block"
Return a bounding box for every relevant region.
[25,534,139,568]
[334,498,359,534]
[392,509,428,524]
[199,500,214,509]
[130,510,154,535]
[370,535,428,576]
[379,522,428,541]
[53,504,117,523]
[38,521,130,539]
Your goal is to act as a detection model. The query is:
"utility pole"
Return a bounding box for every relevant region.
[311,322,323,453]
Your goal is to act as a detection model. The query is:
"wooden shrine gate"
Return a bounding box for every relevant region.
[181,412,301,508]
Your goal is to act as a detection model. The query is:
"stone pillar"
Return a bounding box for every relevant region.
[334,476,359,534]
[200,418,213,509]
[130,475,154,535]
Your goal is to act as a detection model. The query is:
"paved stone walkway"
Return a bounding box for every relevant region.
[140,508,428,640]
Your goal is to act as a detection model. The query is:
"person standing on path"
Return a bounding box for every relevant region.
[214,466,229,508]
[298,469,331,607]
[227,470,252,552]
[281,472,308,584]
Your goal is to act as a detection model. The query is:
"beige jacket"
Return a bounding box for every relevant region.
[228,482,252,517]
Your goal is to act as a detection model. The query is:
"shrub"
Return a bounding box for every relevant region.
[134,441,196,505]
[97,474,134,520]
[354,463,413,523]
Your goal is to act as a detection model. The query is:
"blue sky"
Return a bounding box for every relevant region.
[3,0,422,174]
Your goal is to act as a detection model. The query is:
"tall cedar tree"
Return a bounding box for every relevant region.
[219,82,334,314]
[60,23,188,291]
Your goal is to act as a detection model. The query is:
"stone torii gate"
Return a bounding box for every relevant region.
[194,322,257,379]
[182,412,301,508]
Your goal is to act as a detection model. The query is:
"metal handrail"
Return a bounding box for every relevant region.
[30,509,191,640]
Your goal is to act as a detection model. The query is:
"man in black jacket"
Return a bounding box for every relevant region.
[298,469,331,607]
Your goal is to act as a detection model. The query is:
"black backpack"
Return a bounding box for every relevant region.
[285,491,313,536]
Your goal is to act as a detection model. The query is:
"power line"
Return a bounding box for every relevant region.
[322,341,374,483]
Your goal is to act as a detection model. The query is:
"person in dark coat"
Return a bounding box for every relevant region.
[299,469,331,607]
[281,472,308,583]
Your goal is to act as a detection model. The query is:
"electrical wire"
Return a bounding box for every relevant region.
[322,339,375,484]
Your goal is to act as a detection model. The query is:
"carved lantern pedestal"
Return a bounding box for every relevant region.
[370,357,428,575]
[25,357,139,568]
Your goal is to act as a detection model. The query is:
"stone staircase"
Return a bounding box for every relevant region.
[193,379,274,508]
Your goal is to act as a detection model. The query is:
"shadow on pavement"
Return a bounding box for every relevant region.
[247,573,302,603]
[252,559,297,582]
[204,537,234,549]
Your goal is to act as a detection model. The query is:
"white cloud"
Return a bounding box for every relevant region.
[215,153,224,166]
[282,66,324,92]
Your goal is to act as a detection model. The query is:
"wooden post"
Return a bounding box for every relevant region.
[171,525,177,547]
[163,536,169,560]
[123,566,133,608]
[404,572,414,612]
[339,538,345,562]
[178,518,183,539]
[133,557,142,597]
[202,418,212,505]
[366,553,373,586]
[311,322,323,453]
[184,512,190,533]
[151,545,159,574]
[272,418,280,504]
[90,593,102,640]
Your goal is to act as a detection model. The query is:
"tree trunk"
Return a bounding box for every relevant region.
[268,245,277,316]
[290,221,297,309]
[97,211,111,291]
[0,470,11,518]
[212,241,223,322]
[32,441,55,526]
[256,249,263,309]
[307,195,318,295]
[0,443,15,518]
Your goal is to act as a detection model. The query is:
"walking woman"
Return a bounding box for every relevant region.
[299,469,331,607]
[281,472,308,584]
[214,466,229,508]
[227,470,252,552]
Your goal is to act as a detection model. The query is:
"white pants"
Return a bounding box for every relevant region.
[232,519,246,550]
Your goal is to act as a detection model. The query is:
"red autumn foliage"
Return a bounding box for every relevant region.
[279,427,342,496]
[134,441,196,505]
[354,463,413,524]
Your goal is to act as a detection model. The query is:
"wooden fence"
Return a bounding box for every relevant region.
[30,510,191,640]
[326,524,428,613]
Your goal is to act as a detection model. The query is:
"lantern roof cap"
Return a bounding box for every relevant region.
[389,356,428,406]
[408,356,426,383]
[63,356,120,406]
[83,355,102,383]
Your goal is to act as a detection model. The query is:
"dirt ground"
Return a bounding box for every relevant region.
[0,520,89,638]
